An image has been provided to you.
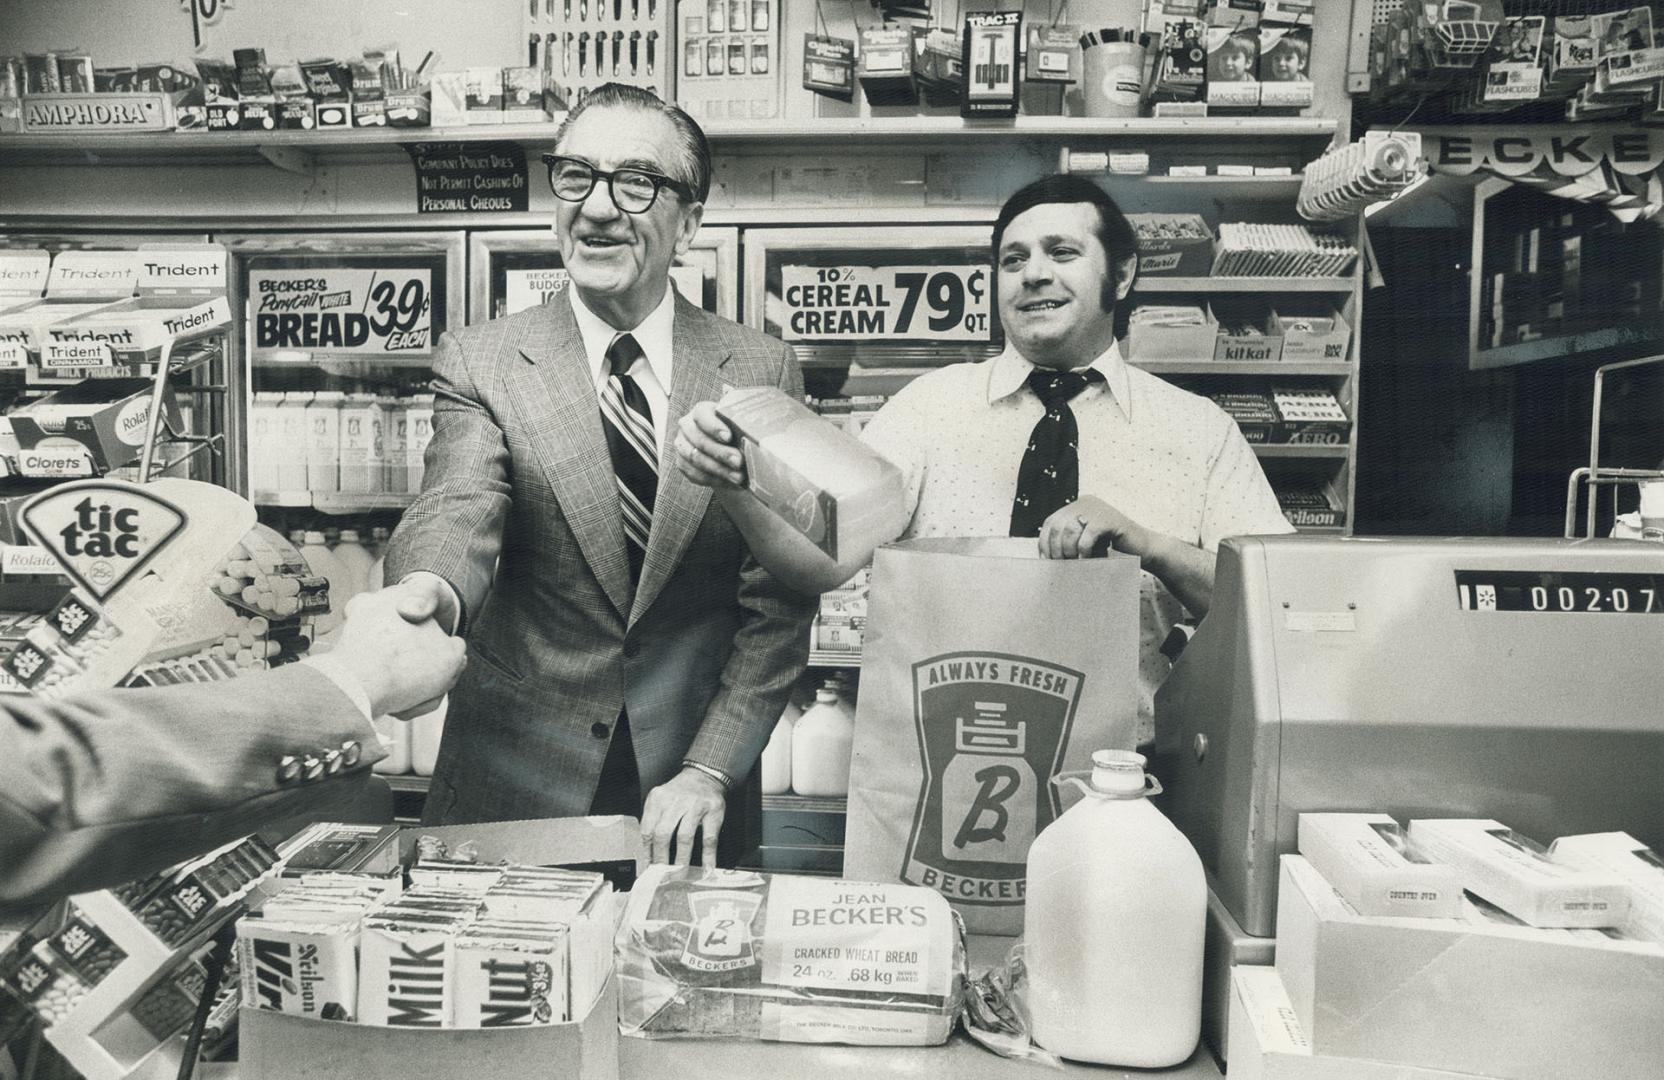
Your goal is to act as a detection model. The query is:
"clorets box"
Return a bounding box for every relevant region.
[615,866,965,1045]
[715,386,908,564]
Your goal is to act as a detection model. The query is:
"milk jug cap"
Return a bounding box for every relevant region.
[303,530,327,545]
[339,529,361,543]
[814,688,839,704]
[1054,749,1161,800]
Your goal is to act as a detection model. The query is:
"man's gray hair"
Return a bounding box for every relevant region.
[554,83,712,204]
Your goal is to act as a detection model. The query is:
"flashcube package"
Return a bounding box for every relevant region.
[616,867,965,1046]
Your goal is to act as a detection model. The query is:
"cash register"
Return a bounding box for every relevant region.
[1152,534,1664,1059]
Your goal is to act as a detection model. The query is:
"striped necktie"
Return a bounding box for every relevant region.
[1009,367,1104,538]
[599,332,657,586]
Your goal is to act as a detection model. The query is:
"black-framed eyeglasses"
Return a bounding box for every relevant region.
[541,153,695,214]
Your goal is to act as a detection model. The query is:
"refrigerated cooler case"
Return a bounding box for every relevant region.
[469,227,739,323]
[221,232,465,516]
[743,226,1000,386]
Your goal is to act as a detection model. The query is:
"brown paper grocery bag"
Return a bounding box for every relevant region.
[842,537,1141,936]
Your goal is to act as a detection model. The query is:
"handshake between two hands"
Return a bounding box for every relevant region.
[322,577,466,720]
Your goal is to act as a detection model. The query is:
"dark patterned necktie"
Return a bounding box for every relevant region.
[598,332,657,585]
[1009,367,1105,538]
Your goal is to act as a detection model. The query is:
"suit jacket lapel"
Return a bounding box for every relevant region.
[516,294,633,620]
[630,294,726,626]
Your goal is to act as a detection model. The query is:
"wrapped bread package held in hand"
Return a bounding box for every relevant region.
[615,867,965,1045]
[714,386,908,563]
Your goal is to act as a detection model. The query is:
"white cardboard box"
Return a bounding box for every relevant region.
[1275,854,1664,1080]
[1407,818,1627,928]
[1228,966,1502,1080]
[1549,832,1664,945]
[1297,813,1461,918]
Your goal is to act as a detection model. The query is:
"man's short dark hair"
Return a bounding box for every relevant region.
[554,83,713,204]
[992,174,1138,268]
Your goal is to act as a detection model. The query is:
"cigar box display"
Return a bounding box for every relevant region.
[1275,854,1664,1080]
[1126,303,1217,360]
[615,866,966,1045]
[1128,213,1215,277]
[714,385,908,564]
[1550,832,1664,945]
[1272,304,1350,362]
[240,817,640,1080]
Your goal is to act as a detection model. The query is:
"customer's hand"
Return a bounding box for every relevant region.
[385,571,460,635]
[1039,496,1153,560]
[327,590,467,719]
[640,767,727,868]
[674,402,746,490]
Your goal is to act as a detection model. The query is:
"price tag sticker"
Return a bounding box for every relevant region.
[779,265,992,343]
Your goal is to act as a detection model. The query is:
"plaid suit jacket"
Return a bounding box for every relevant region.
[385,288,815,824]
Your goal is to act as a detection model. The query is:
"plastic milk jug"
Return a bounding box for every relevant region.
[791,685,854,796]
[760,699,800,795]
[331,528,375,602]
[371,716,412,776]
[411,697,447,777]
[1024,750,1205,1067]
[299,530,350,638]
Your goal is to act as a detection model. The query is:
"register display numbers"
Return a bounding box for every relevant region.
[1454,571,1664,614]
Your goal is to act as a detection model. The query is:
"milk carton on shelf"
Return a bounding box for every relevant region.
[305,391,343,495]
[337,393,385,495]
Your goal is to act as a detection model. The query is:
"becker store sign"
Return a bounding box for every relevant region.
[251,268,433,355]
[1425,127,1664,177]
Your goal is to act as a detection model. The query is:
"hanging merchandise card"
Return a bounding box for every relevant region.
[962,12,1022,117]
[803,34,856,99]
[250,268,433,356]
[779,265,991,342]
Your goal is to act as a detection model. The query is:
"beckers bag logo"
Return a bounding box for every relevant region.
[20,481,186,601]
[682,890,763,973]
[904,651,1083,905]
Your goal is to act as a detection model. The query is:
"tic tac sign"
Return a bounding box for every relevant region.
[1423,127,1664,178]
[20,481,185,602]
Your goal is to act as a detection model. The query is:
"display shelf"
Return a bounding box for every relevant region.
[1252,444,1350,459]
[761,793,848,814]
[253,492,417,513]
[250,356,435,369]
[1296,524,1348,534]
[382,774,431,793]
[1133,277,1356,293]
[1133,360,1354,377]
[1471,325,1664,372]
[808,650,862,669]
[0,116,1340,167]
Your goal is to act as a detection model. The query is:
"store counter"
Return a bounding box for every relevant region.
[187,936,1222,1080]
[618,934,1223,1080]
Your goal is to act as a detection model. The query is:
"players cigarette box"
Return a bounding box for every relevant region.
[1297,813,1461,918]
[1407,818,1628,928]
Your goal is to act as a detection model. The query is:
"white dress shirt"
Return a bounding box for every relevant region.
[568,284,676,456]
[861,339,1294,744]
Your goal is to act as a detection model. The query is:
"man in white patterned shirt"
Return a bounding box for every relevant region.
[676,175,1292,743]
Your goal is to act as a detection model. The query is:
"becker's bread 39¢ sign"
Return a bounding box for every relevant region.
[252,267,434,356]
[780,265,991,342]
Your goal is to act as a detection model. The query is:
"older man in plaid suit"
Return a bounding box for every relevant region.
[385,84,814,866]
